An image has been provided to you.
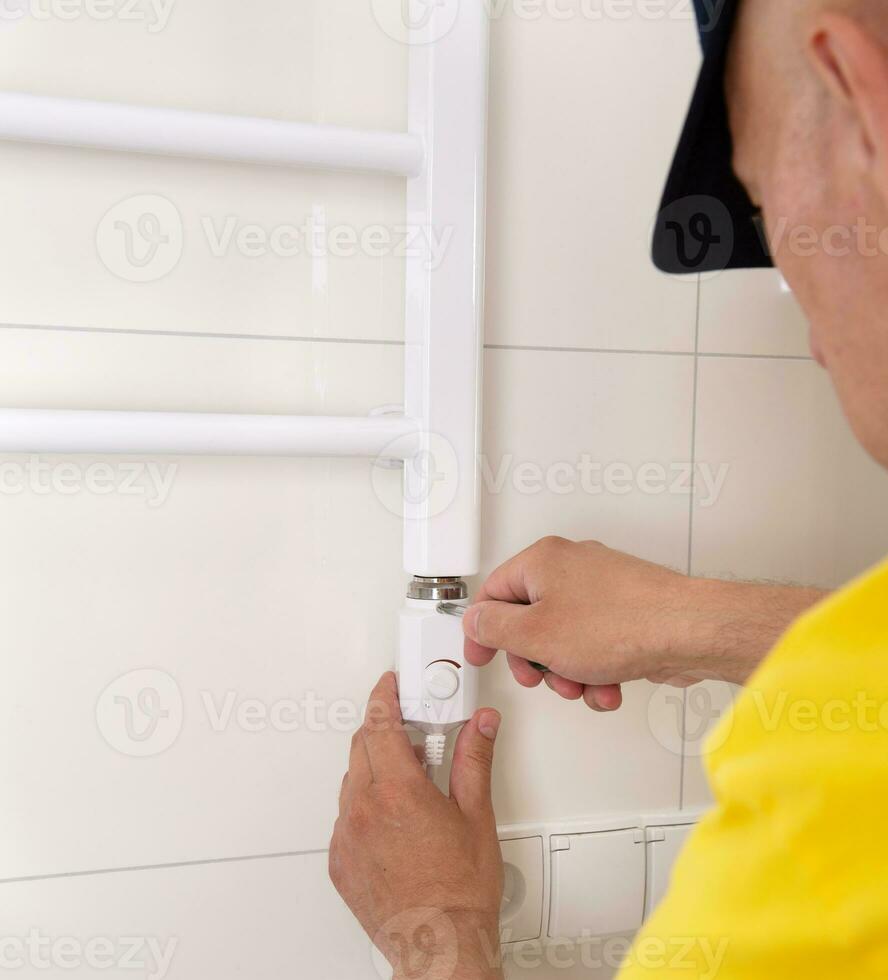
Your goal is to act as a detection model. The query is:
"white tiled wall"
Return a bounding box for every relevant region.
[1,3,886,979]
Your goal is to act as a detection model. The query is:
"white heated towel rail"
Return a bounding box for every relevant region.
[0,0,489,579]
[0,91,425,177]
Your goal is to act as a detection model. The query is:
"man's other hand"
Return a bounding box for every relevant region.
[330,673,505,980]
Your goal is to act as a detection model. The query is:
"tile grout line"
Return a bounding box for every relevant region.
[698,350,811,361]
[487,343,692,356]
[0,322,814,360]
[679,276,704,811]
[0,322,405,348]
[0,849,331,887]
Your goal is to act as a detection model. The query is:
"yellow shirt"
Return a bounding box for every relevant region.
[619,558,888,979]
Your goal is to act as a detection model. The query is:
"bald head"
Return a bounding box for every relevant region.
[722,0,888,468]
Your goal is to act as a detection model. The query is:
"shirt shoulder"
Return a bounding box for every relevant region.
[617,558,888,979]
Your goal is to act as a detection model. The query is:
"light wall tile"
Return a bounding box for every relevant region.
[480,349,695,826]
[0,0,407,129]
[0,329,408,878]
[0,144,406,342]
[690,357,888,588]
[0,326,403,414]
[698,269,811,357]
[684,356,888,806]
[679,681,739,810]
[484,9,700,352]
[0,854,377,979]
[0,852,619,980]
[0,4,409,341]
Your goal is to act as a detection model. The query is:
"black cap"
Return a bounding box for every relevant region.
[652,0,773,274]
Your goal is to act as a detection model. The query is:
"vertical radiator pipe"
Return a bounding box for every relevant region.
[401,0,490,578]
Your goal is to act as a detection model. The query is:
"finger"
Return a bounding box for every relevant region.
[464,631,498,668]
[543,672,584,700]
[463,602,503,666]
[340,728,371,813]
[463,600,543,665]
[583,683,624,712]
[463,551,539,666]
[473,551,535,607]
[362,672,423,780]
[450,709,500,820]
[338,772,349,815]
[506,652,546,688]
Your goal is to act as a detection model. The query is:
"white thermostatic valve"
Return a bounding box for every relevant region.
[425,663,460,700]
[398,594,479,766]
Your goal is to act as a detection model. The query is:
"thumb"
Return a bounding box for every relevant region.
[463,600,538,659]
[449,709,501,818]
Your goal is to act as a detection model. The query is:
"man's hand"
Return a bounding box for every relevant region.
[330,673,505,980]
[463,537,827,710]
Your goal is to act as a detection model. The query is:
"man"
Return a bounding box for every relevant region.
[330,0,888,975]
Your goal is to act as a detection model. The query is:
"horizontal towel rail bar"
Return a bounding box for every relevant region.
[0,409,421,459]
[0,92,425,177]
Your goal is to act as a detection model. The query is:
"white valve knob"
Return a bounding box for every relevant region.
[424,663,460,701]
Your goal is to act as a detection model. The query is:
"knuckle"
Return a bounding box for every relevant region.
[462,744,494,776]
[363,698,392,734]
[479,605,512,649]
[328,830,342,884]
[373,780,407,812]
[474,604,496,647]
[375,778,423,818]
[515,603,549,649]
[536,534,568,553]
[529,535,573,573]
[347,792,373,832]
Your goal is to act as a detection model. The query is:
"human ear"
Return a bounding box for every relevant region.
[806,12,888,197]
